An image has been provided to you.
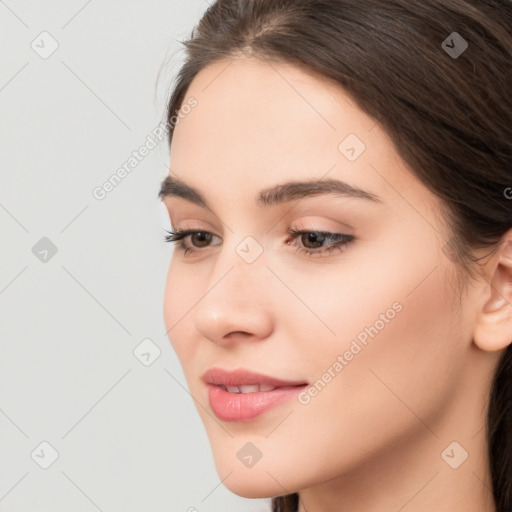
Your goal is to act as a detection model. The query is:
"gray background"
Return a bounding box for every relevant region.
[0,1,269,510]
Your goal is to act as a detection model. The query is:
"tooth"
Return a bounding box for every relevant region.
[239,385,259,393]
[223,384,278,393]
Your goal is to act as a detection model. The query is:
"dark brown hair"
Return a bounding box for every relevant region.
[162,1,512,510]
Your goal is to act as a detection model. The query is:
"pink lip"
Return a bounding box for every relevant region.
[202,367,307,387]
[202,368,308,422]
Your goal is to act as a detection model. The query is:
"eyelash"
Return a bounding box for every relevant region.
[163,226,355,258]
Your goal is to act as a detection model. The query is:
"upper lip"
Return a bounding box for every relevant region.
[202,367,308,388]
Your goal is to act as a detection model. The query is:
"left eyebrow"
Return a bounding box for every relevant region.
[158,175,383,208]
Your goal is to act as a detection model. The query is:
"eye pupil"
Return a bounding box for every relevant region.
[302,232,325,249]
[192,232,211,247]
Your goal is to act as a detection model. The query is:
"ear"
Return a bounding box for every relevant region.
[473,233,512,352]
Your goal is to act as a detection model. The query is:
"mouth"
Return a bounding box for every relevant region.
[202,368,308,422]
[206,383,308,422]
[202,367,308,422]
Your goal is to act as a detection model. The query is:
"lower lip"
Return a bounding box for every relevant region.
[207,384,307,422]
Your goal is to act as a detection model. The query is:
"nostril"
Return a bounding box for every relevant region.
[225,331,252,339]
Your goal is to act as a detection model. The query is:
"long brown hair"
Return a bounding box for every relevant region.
[162,1,512,510]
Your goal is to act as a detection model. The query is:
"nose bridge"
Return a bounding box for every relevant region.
[193,235,274,342]
[210,231,269,297]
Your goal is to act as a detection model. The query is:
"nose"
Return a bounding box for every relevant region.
[193,257,275,346]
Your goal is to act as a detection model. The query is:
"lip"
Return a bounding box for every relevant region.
[202,367,308,388]
[202,367,308,422]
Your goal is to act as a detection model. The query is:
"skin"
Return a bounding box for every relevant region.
[161,57,512,512]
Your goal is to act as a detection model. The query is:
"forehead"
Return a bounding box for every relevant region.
[168,57,435,215]
[172,57,371,163]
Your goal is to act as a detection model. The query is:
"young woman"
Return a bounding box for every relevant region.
[158,1,512,511]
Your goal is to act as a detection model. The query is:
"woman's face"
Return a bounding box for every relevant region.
[161,58,484,498]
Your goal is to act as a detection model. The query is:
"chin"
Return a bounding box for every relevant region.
[209,448,299,499]
[221,473,288,499]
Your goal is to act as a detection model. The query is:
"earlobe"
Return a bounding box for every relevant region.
[473,238,512,352]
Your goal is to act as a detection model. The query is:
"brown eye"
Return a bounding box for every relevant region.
[190,232,213,247]
[163,228,222,255]
[287,228,355,257]
[300,232,327,249]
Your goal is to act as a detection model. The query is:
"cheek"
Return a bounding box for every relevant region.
[281,234,463,437]
[293,223,450,351]
[311,235,462,400]
[163,258,200,362]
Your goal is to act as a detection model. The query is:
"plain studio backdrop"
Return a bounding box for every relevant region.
[0,1,268,511]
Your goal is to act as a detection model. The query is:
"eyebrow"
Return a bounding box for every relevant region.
[158,175,382,208]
